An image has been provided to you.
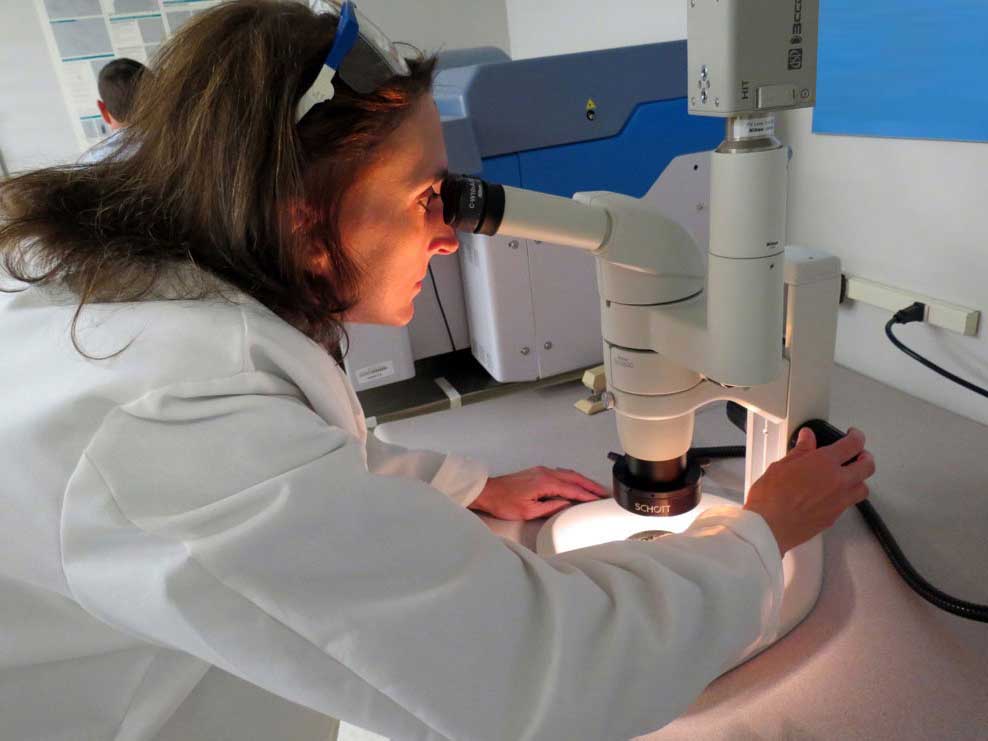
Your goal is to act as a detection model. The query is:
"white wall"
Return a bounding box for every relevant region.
[778,110,988,427]
[0,1,80,172]
[502,1,988,427]
[505,0,684,60]
[354,0,509,57]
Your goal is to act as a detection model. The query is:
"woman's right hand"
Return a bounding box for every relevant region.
[743,427,876,556]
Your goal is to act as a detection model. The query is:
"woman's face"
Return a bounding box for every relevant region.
[338,95,459,326]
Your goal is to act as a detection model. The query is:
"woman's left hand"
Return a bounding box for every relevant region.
[469,467,610,521]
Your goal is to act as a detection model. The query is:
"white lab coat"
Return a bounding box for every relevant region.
[0,275,784,741]
[77,129,125,164]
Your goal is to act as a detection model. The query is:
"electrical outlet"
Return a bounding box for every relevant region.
[842,275,980,337]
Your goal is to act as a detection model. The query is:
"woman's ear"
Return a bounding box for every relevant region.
[282,198,331,275]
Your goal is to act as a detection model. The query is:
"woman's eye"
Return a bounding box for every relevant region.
[419,188,440,212]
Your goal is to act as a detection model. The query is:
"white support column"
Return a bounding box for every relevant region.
[741,244,841,651]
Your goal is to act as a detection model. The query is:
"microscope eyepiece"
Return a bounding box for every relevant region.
[441,174,505,236]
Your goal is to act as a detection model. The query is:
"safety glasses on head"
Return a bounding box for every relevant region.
[297,1,411,123]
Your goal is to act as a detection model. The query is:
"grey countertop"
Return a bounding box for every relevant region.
[376,364,988,740]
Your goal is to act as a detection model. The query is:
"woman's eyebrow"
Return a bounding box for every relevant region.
[412,166,448,189]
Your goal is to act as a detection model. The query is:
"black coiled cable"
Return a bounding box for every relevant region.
[856,499,988,622]
[721,402,988,623]
[872,302,988,621]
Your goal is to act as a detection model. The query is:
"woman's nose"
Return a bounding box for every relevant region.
[430,200,459,255]
[431,228,459,255]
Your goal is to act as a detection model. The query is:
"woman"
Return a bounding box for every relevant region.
[0,2,874,740]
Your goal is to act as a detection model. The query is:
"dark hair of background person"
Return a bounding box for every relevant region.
[97,57,147,123]
[0,0,437,354]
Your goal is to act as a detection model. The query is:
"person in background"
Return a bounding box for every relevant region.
[78,57,147,164]
[0,2,875,740]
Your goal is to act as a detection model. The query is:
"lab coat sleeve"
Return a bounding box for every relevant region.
[364,431,487,508]
[61,370,783,741]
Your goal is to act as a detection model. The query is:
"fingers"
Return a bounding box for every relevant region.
[549,468,609,497]
[821,427,866,466]
[845,482,870,505]
[537,479,603,504]
[533,498,577,519]
[840,450,876,487]
[791,426,817,454]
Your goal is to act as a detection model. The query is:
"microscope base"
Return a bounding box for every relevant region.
[536,495,823,669]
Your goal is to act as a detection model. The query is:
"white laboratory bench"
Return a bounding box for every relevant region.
[375,364,988,741]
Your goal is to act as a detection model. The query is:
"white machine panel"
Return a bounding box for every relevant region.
[342,322,415,392]
[458,233,539,381]
[460,152,713,382]
[528,242,601,378]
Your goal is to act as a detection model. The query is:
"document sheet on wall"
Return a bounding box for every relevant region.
[34,0,223,152]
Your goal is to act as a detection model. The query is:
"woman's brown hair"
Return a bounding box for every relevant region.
[0,0,436,352]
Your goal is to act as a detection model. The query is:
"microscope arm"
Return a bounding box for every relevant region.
[441,177,707,305]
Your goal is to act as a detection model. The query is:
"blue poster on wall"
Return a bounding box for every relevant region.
[813,0,988,143]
